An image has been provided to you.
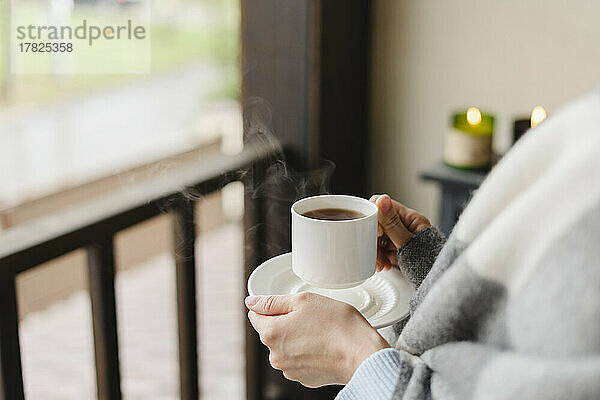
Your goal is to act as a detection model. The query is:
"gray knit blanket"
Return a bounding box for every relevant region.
[337,89,600,399]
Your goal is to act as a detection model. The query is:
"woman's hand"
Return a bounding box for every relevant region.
[245,293,389,388]
[370,194,431,271]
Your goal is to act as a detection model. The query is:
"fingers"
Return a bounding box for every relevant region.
[377,250,391,271]
[399,207,430,233]
[377,246,397,271]
[247,310,268,339]
[377,235,390,249]
[372,194,430,234]
[370,195,385,237]
[248,311,280,348]
[245,294,295,315]
[409,214,431,233]
[376,248,384,271]
[375,195,413,248]
[388,199,431,234]
[373,194,399,271]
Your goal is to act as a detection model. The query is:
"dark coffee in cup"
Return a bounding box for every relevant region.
[302,208,365,221]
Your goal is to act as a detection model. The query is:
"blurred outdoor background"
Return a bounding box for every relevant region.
[1,0,245,399]
[1,1,599,400]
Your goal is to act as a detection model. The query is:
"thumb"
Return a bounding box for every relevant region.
[376,195,413,248]
[245,295,294,315]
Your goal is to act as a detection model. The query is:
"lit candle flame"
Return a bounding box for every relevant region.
[466,107,482,126]
[531,106,547,128]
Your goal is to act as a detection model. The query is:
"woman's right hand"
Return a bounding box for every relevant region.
[369,194,431,271]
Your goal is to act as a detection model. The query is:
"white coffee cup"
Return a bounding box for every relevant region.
[291,194,378,289]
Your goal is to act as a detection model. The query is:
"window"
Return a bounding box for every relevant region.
[0,0,241,217]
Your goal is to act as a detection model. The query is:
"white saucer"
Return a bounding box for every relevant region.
[247,253,414,329]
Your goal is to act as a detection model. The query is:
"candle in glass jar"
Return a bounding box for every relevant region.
[513,105,547,143]
[444,107,495,170]
[530,106,547,127]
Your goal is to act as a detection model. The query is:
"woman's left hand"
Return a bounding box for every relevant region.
[245,292,389,388]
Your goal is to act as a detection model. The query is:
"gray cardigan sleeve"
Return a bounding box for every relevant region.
[396,226,446,288]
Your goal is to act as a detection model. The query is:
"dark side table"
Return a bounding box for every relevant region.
[421,163,488,236]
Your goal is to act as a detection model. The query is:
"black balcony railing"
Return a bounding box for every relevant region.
[0,140,278,400]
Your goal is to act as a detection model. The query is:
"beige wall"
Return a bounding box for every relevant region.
[370,0,600,223]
